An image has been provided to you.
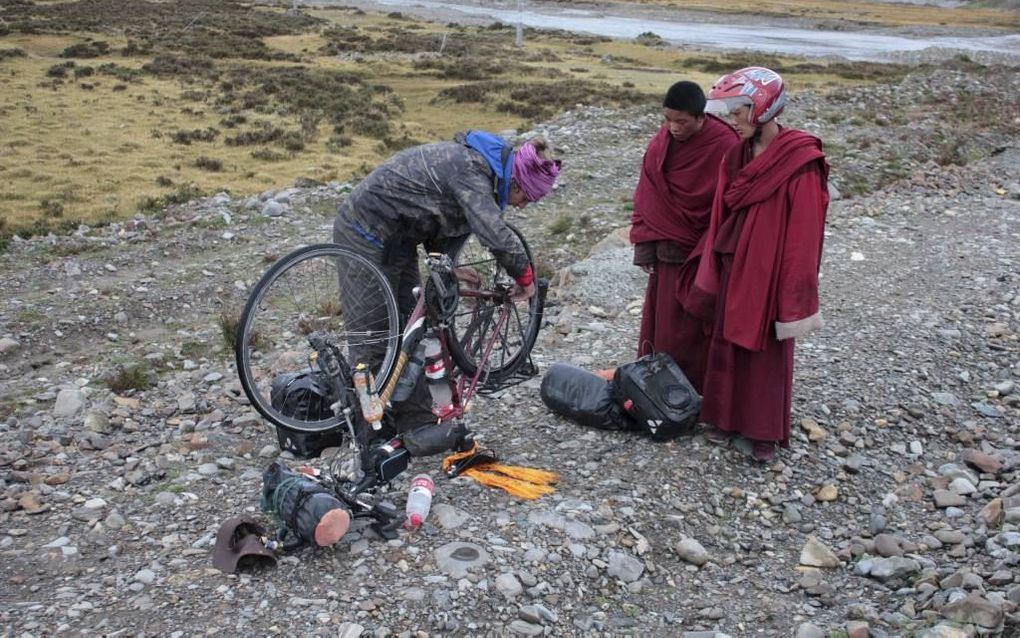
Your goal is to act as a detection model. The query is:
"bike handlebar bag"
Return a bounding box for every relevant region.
[540,363,629,431]
[613,352,700,441]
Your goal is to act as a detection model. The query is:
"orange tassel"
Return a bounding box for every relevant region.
[443,443,558,500]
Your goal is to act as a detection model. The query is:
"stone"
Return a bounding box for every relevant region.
[845,455,866,474]
[262,200,285,217]
[800,417,827,442]
[607,551,644,583]
[508,620,543,636]
[434,542,489,579]
[134,569,156,585]
[948,477,976,495]
[675,537,710,566]
[53,388,84,418]
[918,624,969,638]
[800,536,841,568]
[84,410,112,434]
[932,533,963,549]
[783,504,802,523]
[0,336,19,355]
[495,573,523,599]
[979,498,1003,526]
[873,534,903,558]
[940,593,1004,629]
[431,503,469,530]
[846,621,870,638]
[795,625,825,638]
[816,485,838,502]
[933,490,966,508]
[867,557,920,582]
[962,449,1001,474]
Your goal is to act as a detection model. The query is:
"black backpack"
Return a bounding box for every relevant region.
[270,371,334,422]
[613,353,700,441]
[269,371,342,458]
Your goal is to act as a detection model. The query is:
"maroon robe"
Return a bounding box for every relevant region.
[687,128,829,444]
[631,116,738,392]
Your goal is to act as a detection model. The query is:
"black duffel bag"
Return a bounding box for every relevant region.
[270,371,342,458]
[613,352,700,441]
[540,363,629,431]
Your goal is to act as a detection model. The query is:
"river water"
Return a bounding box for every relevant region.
[317,0,1020,62]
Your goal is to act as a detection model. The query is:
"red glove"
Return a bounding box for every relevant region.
[514,265,534,287]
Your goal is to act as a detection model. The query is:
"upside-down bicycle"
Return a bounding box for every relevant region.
[234,225,546,538]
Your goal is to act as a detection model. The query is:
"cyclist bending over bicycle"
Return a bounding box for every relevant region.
[332,131,561,436]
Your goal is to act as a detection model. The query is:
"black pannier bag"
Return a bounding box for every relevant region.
[540,363,629,431]
[270,371,342,458]
[613,352,700,441]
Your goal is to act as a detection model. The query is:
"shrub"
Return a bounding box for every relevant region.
[97,63,144,82]
[137,184,206,214]
[194,156,223,172]
[40,198,64,218]
[226,122,285,146]
[326,132,354,152]
[548,215,572,235]
[47,62,75,78]
[219,309,257,352]
[60,41,110,59]
[171,128,218,145]
[251,148,286,161]
[634,32,665,47]
[220,114,247,129]
[104,362,154,394]
[0,48,26,60]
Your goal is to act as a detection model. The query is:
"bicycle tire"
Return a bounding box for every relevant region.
[446,224,542,382]
[235,244,401,432]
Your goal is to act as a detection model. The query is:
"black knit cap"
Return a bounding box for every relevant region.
[662,81,706,117]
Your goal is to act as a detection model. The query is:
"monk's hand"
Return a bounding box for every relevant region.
[641,264,655,275]
[510,281,536,302]
[454,266,482,289]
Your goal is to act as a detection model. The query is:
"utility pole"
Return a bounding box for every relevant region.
[515,0,523,48]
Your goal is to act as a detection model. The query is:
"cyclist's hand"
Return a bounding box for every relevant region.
[510,281,536,302]
[640,264,655,275]
[454,266,482,289]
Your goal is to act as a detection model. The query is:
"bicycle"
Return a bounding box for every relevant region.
[234,224,546,539]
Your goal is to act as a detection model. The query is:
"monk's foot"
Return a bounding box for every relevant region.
[703,427,735,446]
[751,441,777,463]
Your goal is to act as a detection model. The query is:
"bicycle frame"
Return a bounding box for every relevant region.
[295,254,521,539]
[378,253,515,422]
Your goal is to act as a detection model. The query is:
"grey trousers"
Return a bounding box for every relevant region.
[332,217,435,432]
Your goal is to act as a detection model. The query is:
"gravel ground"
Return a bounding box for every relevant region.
[0,63,1019,636]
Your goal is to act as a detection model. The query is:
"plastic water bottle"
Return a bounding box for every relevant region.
[353,363,384,429]
[391,340,426,403]
[422,335,454,418]
[405,474,434,530]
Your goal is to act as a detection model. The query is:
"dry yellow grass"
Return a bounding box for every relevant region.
[0,4,947,234]
[632,0,1019,29]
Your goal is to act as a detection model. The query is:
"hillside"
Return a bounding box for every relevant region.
[1,57,1019,636]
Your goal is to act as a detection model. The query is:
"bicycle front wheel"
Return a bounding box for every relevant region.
[235,244,400,432]
[446,224,542,383]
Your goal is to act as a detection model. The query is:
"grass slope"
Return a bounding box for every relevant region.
[0,0,990,240]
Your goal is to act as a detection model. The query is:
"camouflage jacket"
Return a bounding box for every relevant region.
[334,132,529,277]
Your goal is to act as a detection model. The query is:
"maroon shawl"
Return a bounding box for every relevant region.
[630,116,738,253]
[686,128,829,352]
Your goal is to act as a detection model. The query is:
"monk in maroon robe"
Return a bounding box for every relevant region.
[630,81,738,393]
[687,67,830,462]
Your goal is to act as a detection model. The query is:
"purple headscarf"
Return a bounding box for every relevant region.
[512,142,560,202]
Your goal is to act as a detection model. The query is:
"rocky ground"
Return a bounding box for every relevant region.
[1,63,1019,636]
